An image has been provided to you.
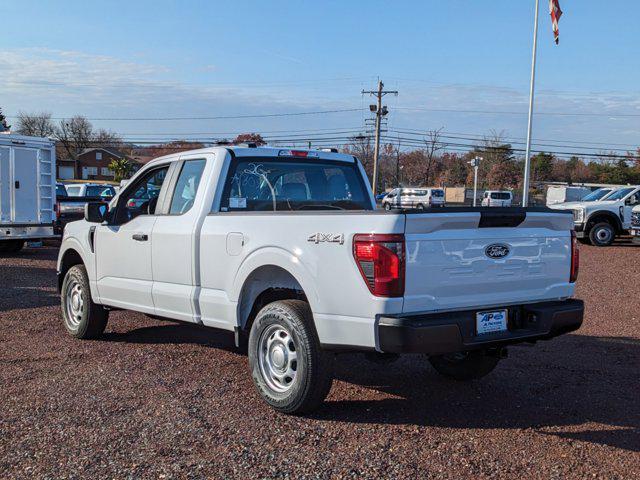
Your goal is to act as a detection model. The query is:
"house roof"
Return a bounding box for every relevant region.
[79,147,126,159]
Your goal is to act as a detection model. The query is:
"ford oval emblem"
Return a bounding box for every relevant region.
[485,243,510,259]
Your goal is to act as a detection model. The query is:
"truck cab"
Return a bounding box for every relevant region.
[550,185,640,246]
[57,146,583,413]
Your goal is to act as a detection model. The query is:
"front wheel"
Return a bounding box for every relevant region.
[61,265,108,339]
[429,350,500,380]
[588,222,615,247]
[384,203,391,211]
[248,300,334,414]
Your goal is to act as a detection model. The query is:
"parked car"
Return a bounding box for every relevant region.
[382,187,445,210]
[549,185,640,246]
[57,146,583,414]
[54,183,116,236]
[64,183,116,199]
[546,186,592,206]
[481,191,513,207]
[0,134,57,253]
[631,205,640,245]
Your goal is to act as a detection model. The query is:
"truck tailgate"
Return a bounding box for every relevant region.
[402,209,575,314]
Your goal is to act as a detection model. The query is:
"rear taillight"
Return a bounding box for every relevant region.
[570,230,579,283]
[353,234,405,297]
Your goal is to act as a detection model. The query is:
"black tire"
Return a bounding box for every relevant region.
[429,350,499,381]
[61,264,108,339]
[416,203,425,210]
[384,203,391,211]
[588,222,615,247]
[248,300,334,414]
[577,237,591,245]
[0,240,25,254]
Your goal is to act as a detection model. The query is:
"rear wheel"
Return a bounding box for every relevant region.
[589,222,615,247]
[429,350,500,380]
[61,265,108,339]
[416,203,425,210]
[0,240,25,254]
[384,203,391,211]
[248,300,334,414]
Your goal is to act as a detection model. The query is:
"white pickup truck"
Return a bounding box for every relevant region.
[549,185,640,246]
[57,146,583,413]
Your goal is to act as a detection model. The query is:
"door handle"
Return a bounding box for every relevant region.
[132,233,148,241]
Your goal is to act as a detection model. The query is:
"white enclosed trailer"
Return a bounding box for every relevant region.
[546,185,592,206]
[0,134,57,252]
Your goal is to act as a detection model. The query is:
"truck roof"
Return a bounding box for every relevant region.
[148,145,356,167]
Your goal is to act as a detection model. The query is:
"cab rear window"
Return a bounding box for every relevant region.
[220,157,371,212]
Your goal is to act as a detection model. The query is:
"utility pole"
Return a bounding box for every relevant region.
[362,80,397,196]
[468,156,482,207]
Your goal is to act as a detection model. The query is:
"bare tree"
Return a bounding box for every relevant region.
[57,116,94,160]
[343,134,374,179]
[15,112,56,137]
[423,128,445,186]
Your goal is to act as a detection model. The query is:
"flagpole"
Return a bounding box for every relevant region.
[522,0,540,207]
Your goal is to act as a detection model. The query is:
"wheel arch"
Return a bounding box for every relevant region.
[236,264,309,334]
[57,246,86,293]
[585,210,623,233]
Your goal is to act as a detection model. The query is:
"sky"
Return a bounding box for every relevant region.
[2,0,640,157]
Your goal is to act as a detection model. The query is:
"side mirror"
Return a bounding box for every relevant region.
[85,202,108,223]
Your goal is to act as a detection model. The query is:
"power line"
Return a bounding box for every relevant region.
[8,108,364,122]
[394,106,640,118]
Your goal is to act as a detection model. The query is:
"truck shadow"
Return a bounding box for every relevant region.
[102,322,237,353]
[0,265,60,311]
[317,334,640,452]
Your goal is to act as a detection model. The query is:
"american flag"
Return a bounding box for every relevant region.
[549,0,562,45]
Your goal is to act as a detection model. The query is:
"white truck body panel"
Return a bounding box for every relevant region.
[0,134,56,239]
[59,146,577,352]
[546,186,591,206]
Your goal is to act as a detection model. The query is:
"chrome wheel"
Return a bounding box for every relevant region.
[258,324,298,393]
[65,280,84,329]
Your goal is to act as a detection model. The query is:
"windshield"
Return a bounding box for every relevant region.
[401,190,427,196]
[65,186,82,197]
[221,158,371,211]
[490,192,511,200]
[581,188,611,201]
[604,187,635,201]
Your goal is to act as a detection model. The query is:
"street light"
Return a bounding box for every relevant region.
[468,156,482,207]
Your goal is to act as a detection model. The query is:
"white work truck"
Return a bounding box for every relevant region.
[549,186,640,246]
[631,205,640,244]
[1,134,57,253]
[57,146,583,413]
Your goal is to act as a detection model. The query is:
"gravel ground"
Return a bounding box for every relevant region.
[1,241,639,479]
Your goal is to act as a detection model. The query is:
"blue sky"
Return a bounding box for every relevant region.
[2,0,640,154]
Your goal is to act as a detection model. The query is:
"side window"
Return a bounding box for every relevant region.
[115,167,169,223]
[169,159,206,214]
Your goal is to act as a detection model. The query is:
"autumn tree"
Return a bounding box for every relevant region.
[233,133,266,146]
[108,157,134,182]
[530,152,554,182]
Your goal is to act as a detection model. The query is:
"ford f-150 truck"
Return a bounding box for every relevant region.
[57,146,583,413]
[549,186,640,246]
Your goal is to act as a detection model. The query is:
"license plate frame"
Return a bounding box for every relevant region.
[476,309,508,335]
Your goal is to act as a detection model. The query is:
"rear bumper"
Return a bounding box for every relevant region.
[377,299,584,355]
[1,223,55,240]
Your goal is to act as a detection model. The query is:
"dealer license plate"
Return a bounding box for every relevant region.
[476,310,508,335]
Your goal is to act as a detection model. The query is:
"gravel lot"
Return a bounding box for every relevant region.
[1,241,639,479]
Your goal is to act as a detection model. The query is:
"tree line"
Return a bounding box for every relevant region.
[9,111,640,188]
